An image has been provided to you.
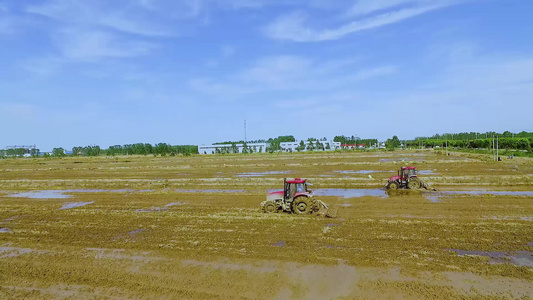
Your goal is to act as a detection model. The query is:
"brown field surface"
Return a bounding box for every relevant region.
[1,150,533,299]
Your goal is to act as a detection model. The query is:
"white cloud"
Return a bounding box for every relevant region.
[57,30,156,61]
[190,55,396,98]
[26,0,175,37]
[239,55,312,87]
[347,0,428,16]
[265,3,453,42]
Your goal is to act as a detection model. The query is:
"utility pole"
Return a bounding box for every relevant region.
[492,134,495,161]
[496,135,499,161]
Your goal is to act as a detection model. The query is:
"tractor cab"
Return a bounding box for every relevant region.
[399,167,417,179]
[284,178,310,201]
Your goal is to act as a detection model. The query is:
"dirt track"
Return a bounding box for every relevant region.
[1,150,532,299]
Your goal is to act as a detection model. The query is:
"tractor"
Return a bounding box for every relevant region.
[386,166,435,190]
[261,178,329,214]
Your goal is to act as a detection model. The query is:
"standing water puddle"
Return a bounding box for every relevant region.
[313,189,388,198]
[129,229,146,236]
[0,228,12,233]
[417,170,439,175]
[379,158,426,162]
[236,171,292,177]
[272,241,286,247]
[425,191,533,203]
[166,202,186,207]
[334,170,393,174]
[8,190,73,199]
[447,249,533,267]
[6,189,135,199]
[174,189,245,193]
[59,201,94,210]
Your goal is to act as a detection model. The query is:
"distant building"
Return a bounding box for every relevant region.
[280,140,341,152]
[1,145,38,157]
[198,143,268,155]
[341,143,366,149]
[198,139,342,154]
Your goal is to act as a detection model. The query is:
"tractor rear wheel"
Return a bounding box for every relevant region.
[408,179,421,189]
[262,200,278,213]
[387,181,399,190]
[292,197,312,214]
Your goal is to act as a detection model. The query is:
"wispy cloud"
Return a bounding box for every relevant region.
[26,0,176,37]
[191,54,396,98]
[0,2,14,34]
[264,1,460,42]
[347,0,430,16]
[58,29,157,61]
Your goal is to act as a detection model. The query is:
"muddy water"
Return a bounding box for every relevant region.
[379,158,426,162]
[236,171,292,177]
[0,247,39,258]
[174,189,245,193]
[424,190,533,203]
[272,241,286,247]
[314,189,388,198]
[6,189,135,199]
[334,170,393,174]
[5,189,245,199]
[447,249,533,267]
[59,201,94,210]
[129,229,146,236]
[166,202,186,207]
[0,228,12,233]
[439,191,533,196]
[417,170,439,175]
[7,190,73,199]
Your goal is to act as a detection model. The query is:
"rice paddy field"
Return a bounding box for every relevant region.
[1,150,533,299]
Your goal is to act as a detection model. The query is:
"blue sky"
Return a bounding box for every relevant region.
[1,0,532,151]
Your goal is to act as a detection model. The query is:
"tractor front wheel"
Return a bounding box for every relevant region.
[262,200,278,213]
[387,181,399,190]
[292,197,312,214]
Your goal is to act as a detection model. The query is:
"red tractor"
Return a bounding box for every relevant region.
[261,178,328,214]
[386,166,434,190]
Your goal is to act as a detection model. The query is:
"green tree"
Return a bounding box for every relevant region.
[385,136,401,149]
[297,140,305,152]
[30,148,40,157]
[52,147,66,157]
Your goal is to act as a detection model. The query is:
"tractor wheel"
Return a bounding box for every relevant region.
[408,179,421,189]
[262,200,278,213]
[387,181,399,190]
[292,197,312,214]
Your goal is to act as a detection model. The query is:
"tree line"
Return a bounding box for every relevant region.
[1,143,198,158]
[333,135,378,147]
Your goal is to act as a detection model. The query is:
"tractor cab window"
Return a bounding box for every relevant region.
[296,183,306,192]
[403,169,415,177]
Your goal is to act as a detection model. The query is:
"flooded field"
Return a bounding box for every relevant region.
[1,150,533,299]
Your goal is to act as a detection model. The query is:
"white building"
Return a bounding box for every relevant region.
[198,143,268,155]
[280,140,341,152]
